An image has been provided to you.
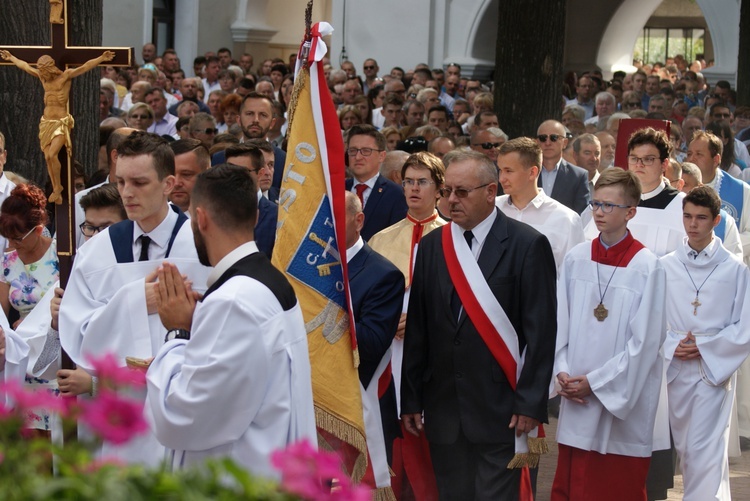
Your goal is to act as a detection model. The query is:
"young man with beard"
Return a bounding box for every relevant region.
[146,163,316,477]
[58,132,210,466]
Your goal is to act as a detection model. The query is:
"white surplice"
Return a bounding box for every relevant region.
[1,321,29,408]
[58,221,211,466]
[146,243,316,478]
[496,190,585,275]
[554,239,667,457]
[661,238,750,501]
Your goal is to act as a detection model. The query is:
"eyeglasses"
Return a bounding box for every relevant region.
[588,201,632,213]
[537,134,562,143]
[130,114,150,119]
[79,222,112,237]
[472,142,502,150]
[623,102,641,108]
[199,128,218,135]
[712,112,731,119]
[627,155,658,166]
[8,225,38,243]
[439,184,490,198]
[363,65,376,70]
[347,147,382,157]
[402,178,435,188]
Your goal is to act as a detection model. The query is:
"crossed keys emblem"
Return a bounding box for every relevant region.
[307,232,341,276]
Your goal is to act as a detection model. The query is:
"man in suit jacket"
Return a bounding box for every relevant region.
[537,119,591,213]
[401,150,557,500]
[225,144,277,258]
[345,191,405,467]
[345,124,408,240]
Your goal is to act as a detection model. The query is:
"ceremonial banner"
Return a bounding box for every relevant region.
[271,22,368,480]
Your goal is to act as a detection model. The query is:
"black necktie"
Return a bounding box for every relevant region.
[138,235,151,262]
[450,230,474,320]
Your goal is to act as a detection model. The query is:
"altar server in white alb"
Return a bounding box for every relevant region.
[59,131,210,466]
[661,186,750,501]
[552,168,666,501]
[146,164,316,477]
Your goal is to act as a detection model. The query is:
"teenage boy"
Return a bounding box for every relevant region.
[552,168,666,501]
[660,186,750,501]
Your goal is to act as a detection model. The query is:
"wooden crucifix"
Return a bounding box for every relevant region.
[0,0,132,368]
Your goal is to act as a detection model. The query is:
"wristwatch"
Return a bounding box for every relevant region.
[165,328,191,342]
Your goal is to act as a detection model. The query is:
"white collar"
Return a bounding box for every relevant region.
[346,236,365,263]
[641,180,666,200]
[507,188,546,211]
[461,207,497,247]
[206,241,259,288]
[353,173,379,189]
[133,205,178,249]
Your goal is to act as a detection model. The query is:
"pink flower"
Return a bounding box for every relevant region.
[79,389,148,444]
[0,380,67,416]
[86,353,146,388]
[271,440,371,501]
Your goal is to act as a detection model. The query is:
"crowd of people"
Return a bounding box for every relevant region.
[0,41,749,501]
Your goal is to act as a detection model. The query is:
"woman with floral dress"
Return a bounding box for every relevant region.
[0,183,59,434]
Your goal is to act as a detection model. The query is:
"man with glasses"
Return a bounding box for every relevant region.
[470,128,507,164]
[225,143,278,259]
[565,75,596,120]
[536,119,590,214]
[188,113,217,149]
[345,124,408,240]
[401,149,556,500]
[362,58,382,95]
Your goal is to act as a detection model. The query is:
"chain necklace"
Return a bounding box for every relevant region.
[682,262,720,316]
[594,239,633,321]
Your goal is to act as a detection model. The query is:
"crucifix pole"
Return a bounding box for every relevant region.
[0,0,132,369]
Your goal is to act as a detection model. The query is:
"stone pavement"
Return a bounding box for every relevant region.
[535,417,750,500]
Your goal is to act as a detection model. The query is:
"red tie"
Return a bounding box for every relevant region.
[406,212,439,285]
[355,183,368,206]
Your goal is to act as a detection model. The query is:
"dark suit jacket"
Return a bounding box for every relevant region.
[538,160,591,214]
[255,195,278,259]
[401,209,557,445]
[349,242,405,456]
[345,175,408,241]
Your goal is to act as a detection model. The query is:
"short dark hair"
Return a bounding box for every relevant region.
[428,105,449,118]
[347,124,386,150]
[192,164,258,230]
[627,127,672,161]
[401,151,446,186]
[217,47,231,56]
[169,138,210,170]
[205,55,220,65]
[240,91,274,113]
[80,183,127,220]
[225,143,264,171]
[116,131,175,179]
[691,130,724,158]
[245,138,274,155]
[683,185,721,218]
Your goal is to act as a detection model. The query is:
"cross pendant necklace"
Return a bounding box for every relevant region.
[682,262,720,316]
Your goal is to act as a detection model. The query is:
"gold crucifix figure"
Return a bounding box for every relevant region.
[0,50,115,203]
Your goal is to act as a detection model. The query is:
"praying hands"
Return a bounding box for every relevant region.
[557,372,592,404]
[155,263,200,332]
[674,331,701,361]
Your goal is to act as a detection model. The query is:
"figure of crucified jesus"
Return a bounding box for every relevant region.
[0,50,115,204]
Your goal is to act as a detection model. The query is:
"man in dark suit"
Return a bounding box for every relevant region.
[401,150,557,500]
[225,144,277,258]
[345,191,405,469]
[345,124,408,240]
[537,119,591,213]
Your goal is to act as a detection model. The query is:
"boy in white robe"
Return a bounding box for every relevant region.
[552,168,667,501]
[59,132,210,466]
[661,186,750,501]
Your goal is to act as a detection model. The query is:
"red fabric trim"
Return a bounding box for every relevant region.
[441,224,518,389]
[392,421,439,501]
[377,362,392,399]
[313,57,357,352]
[407,212,439,285]
[591,231,645,267]
[519,466,534,501]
